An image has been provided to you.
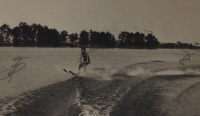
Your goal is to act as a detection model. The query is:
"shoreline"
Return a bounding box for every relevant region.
[0,46,200,49]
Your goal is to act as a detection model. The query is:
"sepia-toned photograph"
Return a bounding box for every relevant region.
[0,0,200,116]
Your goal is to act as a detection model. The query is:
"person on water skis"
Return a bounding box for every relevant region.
[79,47,90,72]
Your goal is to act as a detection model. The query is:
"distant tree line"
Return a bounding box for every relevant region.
[118,31,159,48]
[1,23,69,47]
[159,41,194,49]
[0,22,161,48]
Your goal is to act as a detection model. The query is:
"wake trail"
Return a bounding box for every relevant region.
[1,61,200,116]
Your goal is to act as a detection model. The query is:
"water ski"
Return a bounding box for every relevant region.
[69,71,77,76]
[63,69,77,76]
[63,69,68,73]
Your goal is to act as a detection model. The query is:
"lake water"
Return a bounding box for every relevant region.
[0,47,200,116]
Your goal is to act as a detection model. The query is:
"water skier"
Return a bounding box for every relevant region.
[79,47,90,72]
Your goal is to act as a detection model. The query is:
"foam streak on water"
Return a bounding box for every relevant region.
[70,61,200,116]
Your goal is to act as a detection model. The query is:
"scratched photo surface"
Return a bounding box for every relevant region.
[1,1,200,116]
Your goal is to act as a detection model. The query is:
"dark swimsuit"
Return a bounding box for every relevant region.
[79,52,90,68]
[82,52,88,61]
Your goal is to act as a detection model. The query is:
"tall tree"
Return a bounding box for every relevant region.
[18,22,33,46]
[30,23,38,45]
[118,31,133,46]
[69,33,79,43]
[79,30,89,46]
[12,27,21,46]
[0,24,12,43]
[133,32,145,47]
[89,30,116,47]
[60,31,68,44]
[36,25,46,46]
[145,34,159,48]
[104,31,116,46]
[118,31,126,46]
[0,34,3,44]
[37,26,60,47]
[49,29,60,46]
[89,30,100,46]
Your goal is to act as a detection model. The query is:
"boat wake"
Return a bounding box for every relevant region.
[1,61,200,116]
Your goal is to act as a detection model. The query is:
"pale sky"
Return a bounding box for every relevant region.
[0,0,200,43]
